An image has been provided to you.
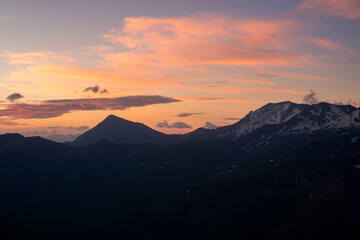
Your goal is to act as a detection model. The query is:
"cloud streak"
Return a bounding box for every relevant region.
[177,112,204,117]
[203,121,218,129]
[1,51,73,65]
[0,95,180,120]
[306,37,344,51]
[0,120,19,126]
[76,126,89,131]
[298,0,360,19]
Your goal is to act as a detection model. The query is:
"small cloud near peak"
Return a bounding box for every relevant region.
[6,93,24,102]
[303,90,319,104]
[83,85,109,94]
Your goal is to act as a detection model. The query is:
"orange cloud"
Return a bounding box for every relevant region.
[279,72,331,82]
[1,51,73,65]
[298,0,360,19]
[178,97,263,104]
[233,77,278,86]
[238,87,305,95]
[102,14,307,68]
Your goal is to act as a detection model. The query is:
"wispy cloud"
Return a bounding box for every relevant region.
[297,0,360,19]
[76,126,89,131]
[306,37,345,51]
[279,73,331,82]
[303,90,319,104]
[47,126,60,129]
[1,51,73,65]
[85,44,113,53]
[179,97,264,103]
[157,120,192,129]
[0,120,19,126]
[247,73,279,78]
[0,16,15,21]
[203,121,218,129]
[0,95,180,120]
[177,112,204,117]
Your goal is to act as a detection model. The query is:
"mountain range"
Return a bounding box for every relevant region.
[71,101,360,146]
[0,101,360,240]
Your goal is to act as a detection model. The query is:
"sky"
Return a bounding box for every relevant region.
[0,0,360,138]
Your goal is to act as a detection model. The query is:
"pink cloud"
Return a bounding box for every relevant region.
[298,0,360,19]
[306,37,345,50]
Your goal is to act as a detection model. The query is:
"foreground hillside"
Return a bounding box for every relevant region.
[0,130,359,239]
[148,134,360,240]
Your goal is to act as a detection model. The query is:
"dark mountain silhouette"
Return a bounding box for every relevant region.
[71,114,180,146]
[0,101,359,239]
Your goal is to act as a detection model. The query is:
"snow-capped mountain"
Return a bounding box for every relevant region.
[234,101,307,139]
[183,101,360,142]
[235,102,360,138]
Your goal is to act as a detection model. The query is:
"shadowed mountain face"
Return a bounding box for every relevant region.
[0,215,48,240]
[71,102,360,146]
[1,101,360,240]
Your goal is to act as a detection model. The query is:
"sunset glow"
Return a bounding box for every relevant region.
[1,0,359,137]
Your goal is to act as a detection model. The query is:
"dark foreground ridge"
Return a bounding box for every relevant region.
[0,101,359,239]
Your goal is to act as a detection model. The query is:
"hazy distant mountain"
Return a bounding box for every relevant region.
[45,133,80,143]
[71,114,180,146]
